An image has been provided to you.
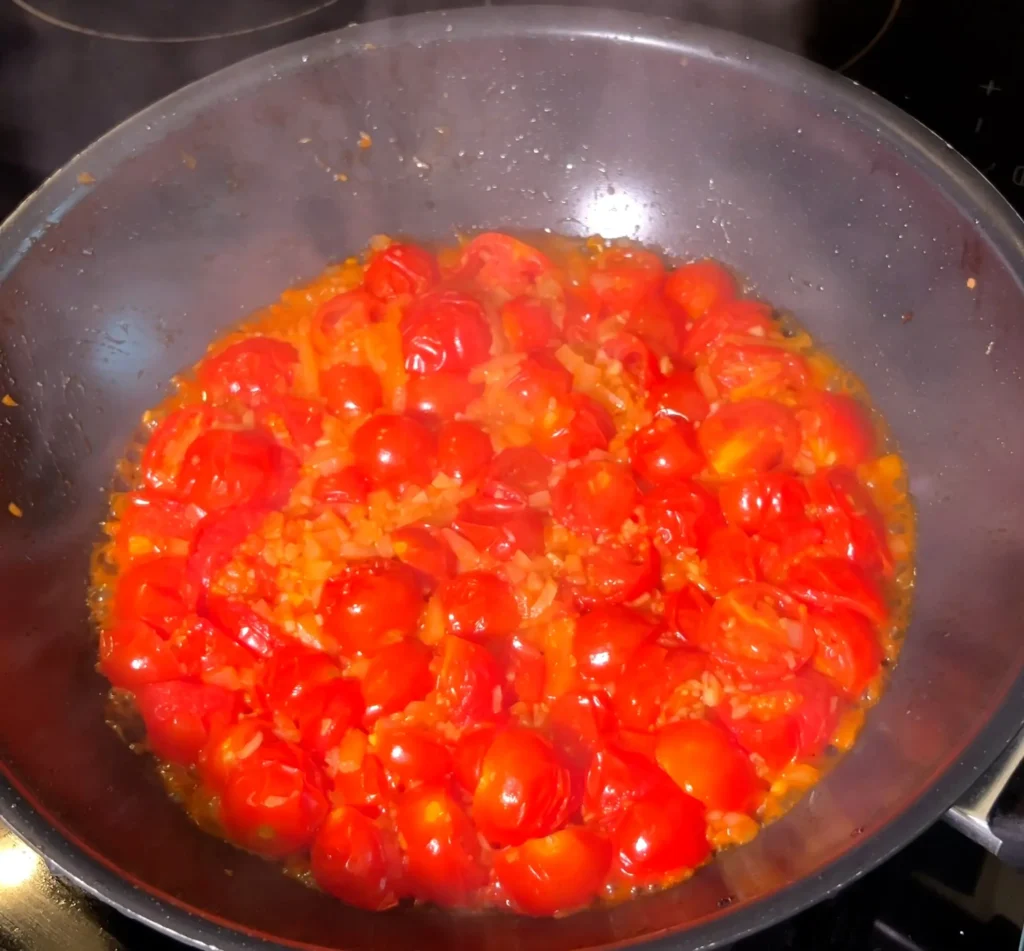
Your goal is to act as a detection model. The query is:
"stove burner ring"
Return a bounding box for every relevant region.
[838,0,902,72]
[10,0,342,43]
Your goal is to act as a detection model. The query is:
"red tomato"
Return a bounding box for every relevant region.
[663,585,715,644]
[435,636,504,726]
[438,571,520,640]
[682,300,774,363]
[400,290,492,375]
[495,827,611,916]
[458,232,554,297]
[784,555,888,624]
[391,526,456,591]
[807,467,892,576]
[717,703,801,772]
[664,260,736,320]
[204,598,286,656]
[333,753,390,817]
[656,718,762,813]
[373,724,452,791]
[698,399,800,477]
[708,342,809,400]
[115,494,198,565]
[351,413,436,490]
[574,604,656,684]
[704,526,760,595]
[361,639,435,724]
[534,393,615,462]
[115,555,195,635]
[629,418,705,484]
[220,745,329,857]
[187,506,268,592]
[611,784,710,880]
[437,420,494,482]
[612,644,707,732]
[472,728,571,846]
[696,582,815,682]
[582,744,677,824]
[624,293,685,358]
[199,718,275,791]
[320,562,424,655]
[258,396,324,449]
[135,680,239,766]
[395,786,486,905]
[311,807,403,910]
[364,243,438,301]
[546,689,616,756]
[261,645,342,722]
[501,296,560,351]
[551,460,639,537]
[170,614,258,681]
[320,363,383,418]
[452,499,545,562]
[406,373,484,419]
[197,337,298,406]
[484,446,553,500]
[571,536,659,609]
[507,634,547,706]
[810,609,882,697]
[589,247,664,315]
[99,620,183,688]
[599,332,661,390]
[797,391,876,469]
[648,371,710,423]
[508,352,572,411]
[299,682,366,761]
[561,286,605,344]
[178,428,298,512]
[141,406,222,494]
[719,472,810,540]
[311,289,377,353]
[453,724,498,794]
[313,466,369,505]
[642,480,724,554]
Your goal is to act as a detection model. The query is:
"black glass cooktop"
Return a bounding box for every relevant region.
[0,1,1022,949]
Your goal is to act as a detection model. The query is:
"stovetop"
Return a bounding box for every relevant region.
[0,0,1023,949]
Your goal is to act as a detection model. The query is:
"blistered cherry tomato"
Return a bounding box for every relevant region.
[361,639,435,724]
[534,393,615,462]
[784,555,888,623]
[719,472,810,540]
[115,494,198,565]
[574,604,656,684]
[351,413,436,490]
[199,718,274,790]
[561,286,605,344]
[197,337,298,406]
[546,689,616,756]
[611,784,710,881]
[311,289,376,353]
[438,571,520,640]
[551,460,639,537]
[648,371,710,423]
[664,260,736,320]
[704,526,760,595]
[623,294,684,358]
[599,332,661,390]
[717,703,801,772]
[508,352,572,411]
[807,467,892,576]
[258,396,324,449]
[204,597,286,656]
[170,614,258,681]
[187,506,268,593]
[797,392,875,469]
[364,243,438,300]
[311,806,403,910]
[99,620,183,688]
[589,247,664,315]
[135,680,239,766]
[406,373,483,419]
[458,232,554,297]
[453,724,498,794]
[698,399,800,477]
[297,679,365,760]
[810,608,882,697]
[320,363,383,418]
[707,342,809,400]
[437,421,494,482]
[115,555,195,635]
[612,644,707,732]
[582,744,676,824]
[682,299,774,362]
[663,585,715,644]
[485,446,552,499]
[501,296,560,351]
[313,466,370,506]
[452,498,545,562]
[375,723,453,789]
[642,481,724,554]
[572,537,659,609]
[141,406,221,494]
[333,753,389,817]
[629,418,705,484]
[261,645,342,721]
[435,635,504,726]
[391,526,456,590]
[401,290,492,375]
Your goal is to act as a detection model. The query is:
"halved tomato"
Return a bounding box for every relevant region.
[797,391,876,469]
[698,399,800,477]
[551,460,639,537]
[458,232,554,297]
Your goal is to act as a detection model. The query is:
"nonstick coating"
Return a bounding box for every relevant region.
[2,8,1024,951]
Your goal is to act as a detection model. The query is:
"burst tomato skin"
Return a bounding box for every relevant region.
[99,620,184,688]
[501,296,560,351]
[311,806,403,910]
[642,480,724,554]
[573,604,657,684]
[611,784,710,881]
[311,290,377,353]
[784,555,888,624]
[648,370,710,423]
[197,337,298,406]
[438,571,520,640]
[571,537,659,610]
[797,392,875,469]
[809,608,882,697]
[361,639,435,725]
[534,393,615,462]
[390,526,456,591]
[313,467,369,505]
[589,247,664,315]
[351,414,437,490]
[459,232,554,296]
[320,363,383,418]
[364,243,438,300]
[551,460,639,538]
[114,555,195,635]
[612,644,707,732]
[453,724,498,794]
[437,420,494,482]
[807,467,892,576]
[435,635,504,726]
[452,495,545,562]
[374,723,454,790]
[134,680,239,766]
[707,342,809,399]
[719,472,810,539]
[664,260,736,320]
[698,399,801,478]
[401,290,492,375]
[682,299,774,363]
[629,417,705,484]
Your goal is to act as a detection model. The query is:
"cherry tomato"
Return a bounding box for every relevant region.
[472,728,571,846]
[534,393,615,462]
[663,585,715,644]
[807,467,892,576]
[197,337,298,406]
[719,472,810,540]
[99,620,183,688]
[115,555,195,635]
[364,243,438,300]
[611,784,710,880]
[401,290,492,375]
[296,680,366,760]
[642,481,724,554]
[546,689,616,757]
[362,639,435,725]
[435,636,504,726]
[508,352,573,411]
[682,300,774,363]
[484,446,553,500]
[141,406,226,494]
[258,396,324,449]
[501,296,560,351]
[809,608,882,697]
[623,294,685,358]
[311,807,403,910]
[458,232,554,297]
[551,460,639,538]
[199,718,275,790]
[333,753,390,817]
[375,723,453,789]
[395,786,486,905]
[506,634,547,706]
[561,285,605,344]
[261,645,342,722]
[178,428,298,512]
[115,494,198,565]
[656,718,762,813]
[203,597,286,657]
[612,644,707,732]
[717,702,801,772]
[351,413,436,490]
[704,526,760,595]
[187,506,268,593]
[582,744,678,825]
[170,614,258,681]
[135,680,239,766]
[453,724,498,794]
[320,362,383,418]
[574,604,656,684]
[784,555,888,624]
[599,332,662,390]
[698,399,800,477]
[664,260,736,320]
[707,342,807,398]
[452,499,545,562]
[438,571,520,640]
[648,370,710,423]
[797,391,875,469]
[311,289,377,354]
[313,466,369,506]
[320,561,424,655]
[391,526,456,591]
[696,582,815,682]
[437,420,494,482]
[495,827,611,916]
[406,373,484,419]
[629,417,705,484]
[589,247,664,315]
[571,536,659,609]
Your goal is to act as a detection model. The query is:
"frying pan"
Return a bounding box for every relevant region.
[1,8,1023,950]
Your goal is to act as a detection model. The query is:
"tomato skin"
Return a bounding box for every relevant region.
[141,406,224,493]
[561,286,605,344]
[311,289,377,353]
[656,719,763,813]
[574,604,656,685]
[401,290,492,375]
[313,466,370,506]
[364,243,438,301]
[612,784,710,881]
[664,260,736,320]
[719,472,810,540]
[551,460,639,538]
[546,689,616,757]
[458,232,554,297]
[642,481,724,555]
[135,680,239,766]
[704,526,760,596]
[320,562,424,655]
[115,555,195,635]
[681,299,774,363]
[648,371,710,423]
[784,555,888,624]
[501,296,560,351]
[187,506,268,593]
[199,718,275,791]
[395,786,486,906]
[260,645,342,722]
[495,827,612,916]
[509,352,573,411]
[436,636,504,726]
[258,396,325,449]
[351,414,437,491]
[197,337,298,406]
[333,753,390,818]
[810,608,882,697]
[599,332,662,390]
[589,247,665,315]
[115,494,199,565]
[663,585,715,644]
[629,418,705,484]
[472,728,571,846]
[797,392,875,469]
[390,526,456,591]
[582,744,678,825]
[534,393,615,462]
[170,614,258,680]
[453,724,498,794]
[361,639,435,725]
[571,537,659,610]
[452,499,545,562]
[437,421,494,483]
[807,467,892,576]
[484,446,552,500]
[375,723,454,789]
[707,342,809,399]
[203,597,286,657]
[99,620,184,688]
[717,704,801,772]
[612,644,706,732]
[698,399,800,477]
[438,571,520,640]
[320,363,383,418]
[406,373,484,420]
[311,807,403,910]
